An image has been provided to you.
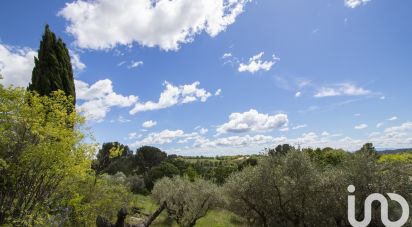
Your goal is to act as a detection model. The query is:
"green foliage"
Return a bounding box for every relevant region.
[305,147,348,167]
[184,165,198,182]
[28,25,75,104]
[267,144,293,156]
[0,86,91,225]
[144,162,180,190]
[213,165,237,185]
[152,176,218,227]
[126,174,148,195]
[358,142,378,156]
[128,195,246,227]
[379,152,412,163]
[93,142,132,174]
[135,146,167,173]
[166,157,189,174]
[55,173,134,226]
[149,162,180,181]
[223,148,412,227]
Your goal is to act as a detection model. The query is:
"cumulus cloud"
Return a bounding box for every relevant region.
[215,89,222,96]
[129,81,212,114]
[314,83,371,98]
[279,127,289,132]
[199,128,209,135]
[369,122,412,148]
[59,0,250,51]
[194,134,284,148]
[148,122,412,156]
[0,44,87,88]
[345,0,370,8]
[354,124,368,130]
[130,129,199,148]
[217,109,288,134]
[192,131,361,152]
[70,51,86,72]
[383,122,412,134]
[76,79,138,121]
[0,44,36,87]
[238,52,279,73]
[295,91,302,97]
[142,120,157,128]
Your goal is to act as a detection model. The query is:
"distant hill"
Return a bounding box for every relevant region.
[378,148,412,154]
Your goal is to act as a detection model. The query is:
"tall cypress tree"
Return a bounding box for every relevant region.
[28,25,76,104]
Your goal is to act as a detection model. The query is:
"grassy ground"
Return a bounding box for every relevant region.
[127,195,247,227]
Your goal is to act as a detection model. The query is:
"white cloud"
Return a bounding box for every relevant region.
[238,52,279,73]
[191,131,347,151]
[70,51,86,72]
[222,53,232,59]
[142,120,157,128]
[354,113,361,117]
[128,60,143,69]
[130,129,199,148]
[0,44,36,87]
[110,115,131,123]
[384,122,412,134]
[59,0,250,51]
[199,128,209,134]
[217,109,288,134]
[292,124,307,130]
[117,61,126,67]
[0,44,86,88]
[221,52,239,66]
[321,131,330,137]
[314,83,371,98]
[130,81,212,114]
[387,116,398,121]
[354,124,368,130]
[194,134,284,148]
[295,91,302,97]
[75,79,138,121]
[376,122,384,128]
[279,127,289,132]
[345,0,370,8]
[369,122,412,149]
[137,129,184,145]
[128,132,138,140]
[164,122,412,156]
[215,89,222,96]
[297,79,311,88]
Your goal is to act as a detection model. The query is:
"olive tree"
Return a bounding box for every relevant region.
[224,148,412,227]
[224,150,322,227]
[152,176,218,227]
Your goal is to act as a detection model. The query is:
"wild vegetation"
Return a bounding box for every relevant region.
[1,25,412,227]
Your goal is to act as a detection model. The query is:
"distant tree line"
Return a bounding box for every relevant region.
[92,142,259,194]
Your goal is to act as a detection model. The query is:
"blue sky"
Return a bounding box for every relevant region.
[1,0,411,156]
